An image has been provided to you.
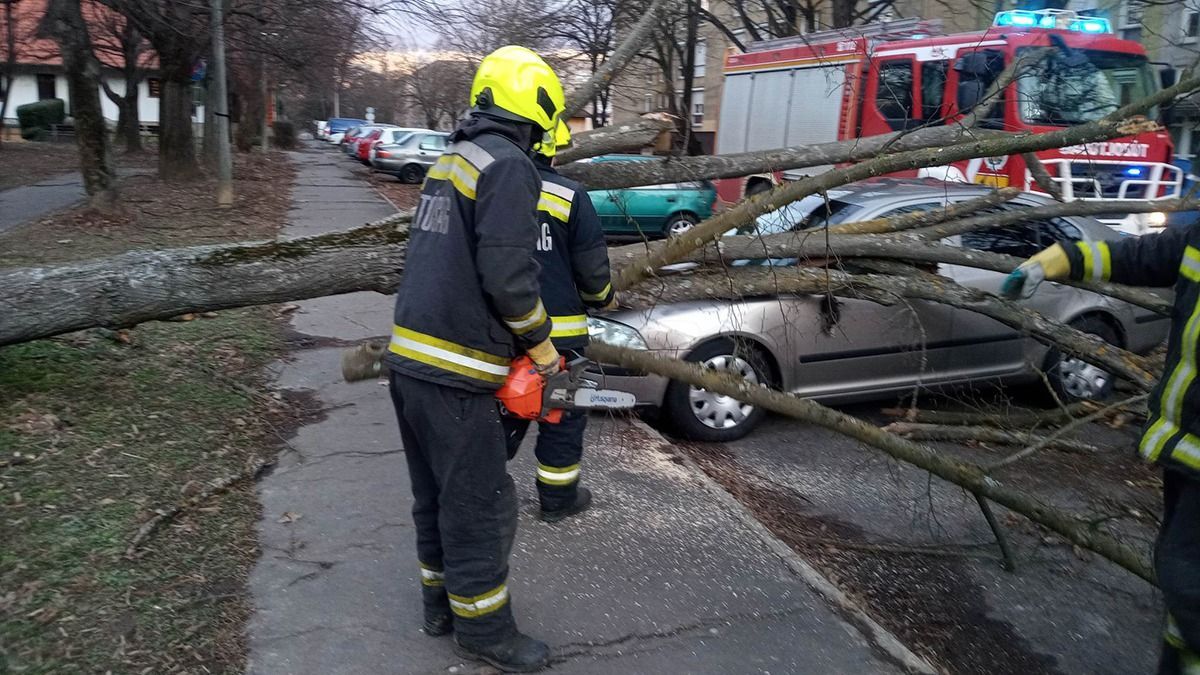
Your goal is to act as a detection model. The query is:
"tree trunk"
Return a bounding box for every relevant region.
[556,114,673,164]
[158,59,199,180]
[0,214,411,345]
[43,0,117,208]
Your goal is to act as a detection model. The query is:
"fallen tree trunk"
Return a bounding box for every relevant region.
[557,114,674,164]
[824,187,1021,235]
[0,216,412,345]
[621,266,1159,390]
[609,232,1173,315]
[585,341,1154,583]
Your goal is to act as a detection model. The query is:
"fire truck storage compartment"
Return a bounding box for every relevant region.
[716,64,847,159]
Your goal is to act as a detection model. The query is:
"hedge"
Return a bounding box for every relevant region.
[16,99,66,140]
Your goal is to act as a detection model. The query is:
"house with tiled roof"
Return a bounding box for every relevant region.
[1,0,173,131]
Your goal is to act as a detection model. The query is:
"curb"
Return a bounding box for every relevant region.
[628,418,941,675]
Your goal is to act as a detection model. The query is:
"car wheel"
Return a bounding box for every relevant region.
[663,339,771,442]
[400,164,425,184]
[664,213,699,238]
[1042,316,1119,402]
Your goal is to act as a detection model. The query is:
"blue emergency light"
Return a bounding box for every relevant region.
[1125,167,1145,177]
[994,9,1112,34]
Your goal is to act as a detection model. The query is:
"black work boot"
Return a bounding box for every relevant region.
[540,487,592,523]
[423,607,453,636]
[453,630,550,672]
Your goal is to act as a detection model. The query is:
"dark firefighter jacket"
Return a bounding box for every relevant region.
[535,161,615,350]
[385,116,550,392]
[1065,225,1200,480]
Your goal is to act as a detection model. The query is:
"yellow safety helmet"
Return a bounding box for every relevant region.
[536,120,572,159]
[469,46,564,132]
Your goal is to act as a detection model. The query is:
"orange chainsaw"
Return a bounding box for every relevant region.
[496,356,636,423]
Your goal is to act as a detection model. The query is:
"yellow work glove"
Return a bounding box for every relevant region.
[1000,244,1069,300]
[527,338,561,376]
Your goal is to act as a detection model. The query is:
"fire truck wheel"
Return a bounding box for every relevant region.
[664,338,772,442]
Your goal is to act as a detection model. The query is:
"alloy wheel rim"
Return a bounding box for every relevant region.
[669,218,695,236]
[1058,355,1111,400]
[688,354,759,429]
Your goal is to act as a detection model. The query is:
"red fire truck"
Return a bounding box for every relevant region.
[715,10,1181,234]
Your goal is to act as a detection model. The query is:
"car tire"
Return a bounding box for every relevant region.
[664,212,699,238]
[663,338,772,442]
[400,164,425,184]
[1041,316,1119,402]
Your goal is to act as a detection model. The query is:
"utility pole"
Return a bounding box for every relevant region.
[210,0,233,206]
[259,0,269,152]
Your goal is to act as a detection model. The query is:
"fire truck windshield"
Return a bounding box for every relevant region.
[1016,48,1155,125]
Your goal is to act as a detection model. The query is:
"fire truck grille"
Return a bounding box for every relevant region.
[1068,163,1149,199]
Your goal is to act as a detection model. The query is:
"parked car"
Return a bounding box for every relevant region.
[325,117,365,144]
[587,155,716,239]
[315,120,328,140]
[371,130,449,183]
[585,179,1170,442]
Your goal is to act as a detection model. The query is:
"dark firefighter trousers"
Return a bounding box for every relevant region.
[1158,469,1200,674]
[389,371,518,641]
[502,409,587,511]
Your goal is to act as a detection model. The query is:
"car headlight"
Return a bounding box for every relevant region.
[587,317,648,350]
[1148,211,1167,228]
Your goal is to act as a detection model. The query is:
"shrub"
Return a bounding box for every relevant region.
[16,99,66,139]
[272,121,296,150]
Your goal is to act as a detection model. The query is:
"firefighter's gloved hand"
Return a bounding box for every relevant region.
[603,292,620,312]
[528,338,561,376]
[1001,244,1069,300]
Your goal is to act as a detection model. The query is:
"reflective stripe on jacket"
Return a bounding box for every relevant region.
[535,163,614,350]
[385,116,550,392]
[1065,226,1200,479]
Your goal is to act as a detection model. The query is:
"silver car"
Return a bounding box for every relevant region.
[371,131,450,183]
[586,179,1170,442]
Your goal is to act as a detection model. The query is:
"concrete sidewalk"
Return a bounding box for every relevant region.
[245,145,917,674]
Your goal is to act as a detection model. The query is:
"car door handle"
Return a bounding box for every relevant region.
[665,197,677,203]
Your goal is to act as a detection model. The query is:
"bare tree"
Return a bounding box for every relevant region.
[1,0,26,146]
[403,56,473,130]
[40,0,117,207]
[92,5,148,152]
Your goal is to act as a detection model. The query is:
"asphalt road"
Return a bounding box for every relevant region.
[0,172,85,233]
[676,400,1164,675]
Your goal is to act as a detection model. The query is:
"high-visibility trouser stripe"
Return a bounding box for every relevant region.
[389,326,510,385]
[426,155,482,200]
[580,283,612,303]
[538,191,572,222]
[448,584,509,618]
[550,314,589,338]
[1183,246,1200,283]
[504,300,547,335]
[1166,615,1200,673]
[1076,240,1112,283]
[420,563,445,587]
[537,463,580,486]
[1142,289,1200,462]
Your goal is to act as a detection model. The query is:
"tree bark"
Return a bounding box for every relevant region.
[157,57,200,180]
[42,0,117,208]
[556,114,674,165]
[585,341,1154,583]
[0,214,411,345]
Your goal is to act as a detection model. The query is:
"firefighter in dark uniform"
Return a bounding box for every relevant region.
[384,46,565,673]
[502,120,616,522]
[1003,225,1200,674]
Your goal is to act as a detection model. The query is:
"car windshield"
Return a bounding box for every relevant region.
[747,193,860,235]
[1017,48,1155,125]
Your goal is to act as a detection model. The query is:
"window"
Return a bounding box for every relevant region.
[148,78,162,98]
[691,88,704,126]
[1119,0,1145,40]
[419,134,447,151]
[878,202,943,219]
[694,39,707,78]
[921,61,948,122]
[962,219,1078,258]
[36,74,56,101]
[954,49,1005,129]
[1185,8,1199,42]
[643,94,652,113]
[1017,49,1153,125]
[875,59,914,128]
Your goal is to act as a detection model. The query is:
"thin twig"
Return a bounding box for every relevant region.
[985,394,1151,472]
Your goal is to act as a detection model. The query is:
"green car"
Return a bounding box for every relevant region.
[586,155,716,238]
